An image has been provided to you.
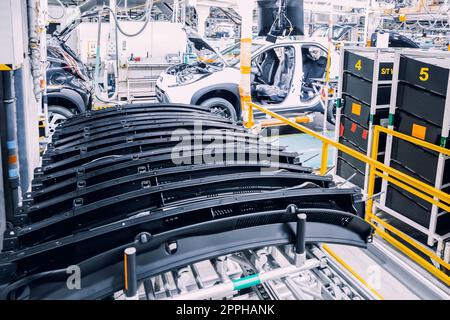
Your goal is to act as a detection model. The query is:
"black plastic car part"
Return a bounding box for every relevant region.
[56,111,231,133]
[0,104,371,300]
[27,162,317,205]
[12,177,355,249]
[1,191,366,277]
[60,104,217,128]
[44,131,280,162]
[32,148,305,189]
[52,117,244,143]
[40,143,298,174]
[0,207,372,300]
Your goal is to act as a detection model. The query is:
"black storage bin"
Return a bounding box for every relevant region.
[342,72,392,106]
[398,55,449,96]
[339,116,369,151]
[390,138,450,185]
[336,156,382,191]
[395,109,448,147]
[396,82,447,128]
[343,50,394,81]
[336,156,365,189]
[338,136,385,173]
[338,137,366,173]
[340,116,387,152]
[342,94,389,129]
[342,94,371,127]
[385,183,450,236]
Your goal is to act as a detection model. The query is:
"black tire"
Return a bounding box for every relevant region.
[48,105,75,134]
[326,99,336,125]
[200,97,238,122]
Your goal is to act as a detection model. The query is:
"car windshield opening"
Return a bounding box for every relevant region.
[202,43,263,66]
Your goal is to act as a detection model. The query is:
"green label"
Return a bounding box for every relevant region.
[388,114,395,126]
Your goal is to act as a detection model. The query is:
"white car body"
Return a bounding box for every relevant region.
[156,36,340,120]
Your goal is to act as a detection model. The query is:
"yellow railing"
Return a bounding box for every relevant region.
[247,101,450,285]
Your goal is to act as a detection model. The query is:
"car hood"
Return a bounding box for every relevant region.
[185,28,228,66]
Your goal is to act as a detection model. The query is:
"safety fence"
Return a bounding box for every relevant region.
[247,101,450,286]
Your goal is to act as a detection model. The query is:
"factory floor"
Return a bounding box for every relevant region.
[326,243,419,299]
[263,112,334,170]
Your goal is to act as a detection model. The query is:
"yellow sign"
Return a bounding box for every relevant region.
[351,103,362,116]
[411,123,427,140]
[0,64,12,71]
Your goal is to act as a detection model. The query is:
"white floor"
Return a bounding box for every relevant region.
[327,243,420,299]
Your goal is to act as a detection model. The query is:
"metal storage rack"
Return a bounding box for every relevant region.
[333,47,395,193]
[375,50,450,254]
[118,60,172,103]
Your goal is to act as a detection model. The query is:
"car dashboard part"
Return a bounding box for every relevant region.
[0,104,373,300]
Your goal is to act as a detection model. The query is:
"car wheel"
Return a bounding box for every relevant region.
[48,105,74,135]
[200,98,238,122]
[326,100,336,125]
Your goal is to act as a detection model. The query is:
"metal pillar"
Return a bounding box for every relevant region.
[0,71,21,221]
[0,135,5,251]
[196,5,210,37]
[13,69,30,194]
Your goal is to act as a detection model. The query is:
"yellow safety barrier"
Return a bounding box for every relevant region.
[246,101,450,285]
[0,64,13,71]
[259,115,311,128]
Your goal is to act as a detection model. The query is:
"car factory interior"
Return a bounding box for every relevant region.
[0,0,449,302]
